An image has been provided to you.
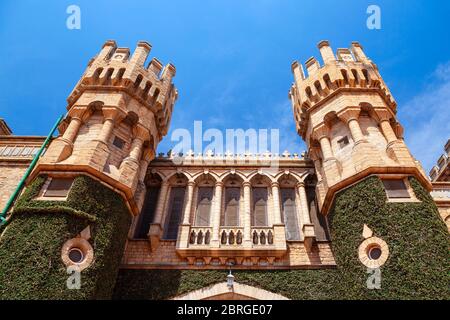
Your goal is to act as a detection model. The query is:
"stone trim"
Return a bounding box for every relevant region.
[172,281,289,300]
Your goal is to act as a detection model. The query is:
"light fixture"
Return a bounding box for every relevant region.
[226,269,235,289]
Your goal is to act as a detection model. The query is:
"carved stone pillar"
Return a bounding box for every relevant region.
[97,107,126,144]
[243,181,252,247]
[297,182,315,252]
[177,181,195,250]
[312,124,341,185]
[119,124,150,190]
[43,107,87,163]
[148,180,169,251]
[375,108,414,165]
[182,181,195,225]
[211,181,224,247]
[338,108,365,144]
[271,182,282,225]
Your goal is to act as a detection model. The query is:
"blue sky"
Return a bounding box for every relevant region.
[0,0,449,171]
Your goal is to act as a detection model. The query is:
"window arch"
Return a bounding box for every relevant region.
[278,174,300,241]
[195,187,213,226]
[162,174,188,240]
[134,173,162,239]
[221,175,242,226]
[250,174,271,227]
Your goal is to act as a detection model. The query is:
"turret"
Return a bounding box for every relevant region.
[289,40,430,213]
[32,40,178,214]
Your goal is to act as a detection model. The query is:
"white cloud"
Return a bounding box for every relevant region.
[401,61,450,172]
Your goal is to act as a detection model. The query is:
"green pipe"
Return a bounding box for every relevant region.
[0,114,64,224]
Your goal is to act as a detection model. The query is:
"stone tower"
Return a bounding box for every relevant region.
[33,40,177,214]
[0,40,177,299]
[289,40,431,214]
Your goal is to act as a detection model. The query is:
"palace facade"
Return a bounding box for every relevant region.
[0,40,448,300]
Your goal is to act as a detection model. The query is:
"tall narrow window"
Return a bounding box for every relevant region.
[252,187,268,226]
[281,188,300,240]
[222,187,240,226]
[134,186,160,239]
[195,187,213,226]
[163,187,186,240]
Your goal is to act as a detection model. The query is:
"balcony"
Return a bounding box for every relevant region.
[176,224,287,260]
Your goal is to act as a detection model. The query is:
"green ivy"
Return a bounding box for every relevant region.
[113,269,341,300]
[0,175,131,299]
[113,176,449,300]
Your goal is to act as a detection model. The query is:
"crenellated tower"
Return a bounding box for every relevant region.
[289,40,430,214]
[0,40,178,299]
[33,40,178,215]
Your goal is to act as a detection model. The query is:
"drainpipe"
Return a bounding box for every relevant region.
[0,114,64,225]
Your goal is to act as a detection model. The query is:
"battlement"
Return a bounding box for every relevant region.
[151,149,310,166]
[289,41,396,138]
[67,40,178,137]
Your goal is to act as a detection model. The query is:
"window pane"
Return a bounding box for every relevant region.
[195,187,213,226]
[281,188,300,240]
[252,187,268,226]
[11,147,22,156]
[44,178,73,197]
[223,187,240,226]
[134,186,160,239]
[163,187,186,240]
[383,179,410,198]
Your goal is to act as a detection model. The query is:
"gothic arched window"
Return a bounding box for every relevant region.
[252,187,268,226]
[222,187,240,226]
[195,187,213,226]
[163,187,186,240]
[280,188,300,240]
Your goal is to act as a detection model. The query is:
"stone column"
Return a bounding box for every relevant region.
[177,180,195,250]
[211,181,224,246]
[314,125,334,160]
[297,182,312,225]
[119,124,150,190]
[43,107,87,163]
[297,182,315,252]
[97,107,125,144]
[182,181,195,225]
[148,180,169,251]
[338,108,365,144]
[271,182,282,225]
[374,108,397,144]
[379,120,398,144]
[62,115,83,143]
[243,181,252,247]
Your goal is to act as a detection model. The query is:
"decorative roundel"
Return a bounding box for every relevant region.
[358,236,389,268]
[61,238,94,271]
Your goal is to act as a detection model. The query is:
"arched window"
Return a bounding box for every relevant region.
[281,188,300,240]
[252,187,268,226]
[134,185,160,239]
[163,187,186,240]
[223,187,240,226]
[195,187,213,226]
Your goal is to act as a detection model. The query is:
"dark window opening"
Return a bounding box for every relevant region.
[337,136,350,149]
[222,187,240,226]
[195,187,213,226]
[281,188,300,241]
[252,187,268,226]
[134,186,160,239]
[44,178,74,197]
[113,136,125,149]
[163,187,186,240]
[382,179,411,199]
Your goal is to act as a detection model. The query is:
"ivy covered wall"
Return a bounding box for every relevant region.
[113,176,449,300]
[0,175,131,299]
